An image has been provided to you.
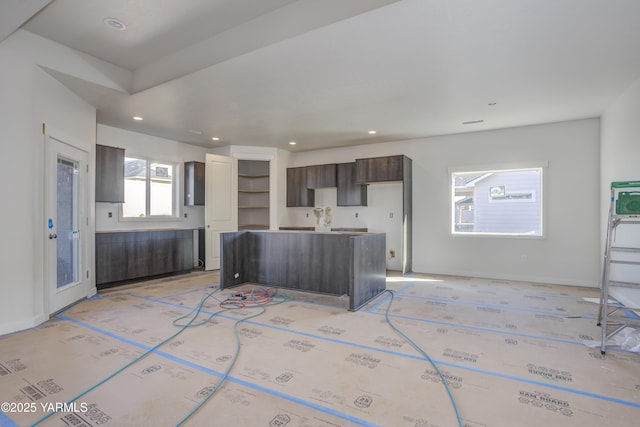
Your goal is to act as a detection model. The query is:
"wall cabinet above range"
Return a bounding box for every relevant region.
[306,163,336,188]
[355,155,409,183]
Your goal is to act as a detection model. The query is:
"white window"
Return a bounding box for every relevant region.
[451,167,543,236]
[122,156,177,218]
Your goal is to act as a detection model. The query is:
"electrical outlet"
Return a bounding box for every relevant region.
[108,212,112,218]
[390,250,395,258]
[389,212,393,218]
[355,212,359,218]
[184,212,188,218]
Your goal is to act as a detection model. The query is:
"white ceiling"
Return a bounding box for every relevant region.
[6,0,640,151]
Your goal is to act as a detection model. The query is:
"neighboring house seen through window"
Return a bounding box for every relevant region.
[451,167,543,236]
[122,156,176,218]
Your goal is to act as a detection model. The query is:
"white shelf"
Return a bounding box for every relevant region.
[238,159,270,230]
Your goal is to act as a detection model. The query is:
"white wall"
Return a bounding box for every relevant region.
[289,118,601,286]
[601,76,640,214]
[600,79,640,188]
[0,30,97,335]
[600,76,640,282]
[96,125,209,232]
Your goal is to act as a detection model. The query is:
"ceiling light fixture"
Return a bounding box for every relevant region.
[103,17,126,31]
[188,129,203,135]
[211,137,220,141]
[132,116,143,121]
[289,141,296,145]
[462,120,484,125]
[368,130,377,135]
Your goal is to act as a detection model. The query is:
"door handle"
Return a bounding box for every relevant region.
[49,233,57,239]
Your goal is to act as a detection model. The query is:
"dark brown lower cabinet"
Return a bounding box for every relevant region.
[96,230,193,287]
[220,231,386,310]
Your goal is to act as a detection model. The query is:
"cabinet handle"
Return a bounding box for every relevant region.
[49,233,57,239]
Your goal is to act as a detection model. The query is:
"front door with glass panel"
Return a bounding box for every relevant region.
[46,135,89,314]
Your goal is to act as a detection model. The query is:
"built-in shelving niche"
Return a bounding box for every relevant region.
[238,160,270,230]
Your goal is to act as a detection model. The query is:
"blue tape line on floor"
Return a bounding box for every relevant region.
[395,281,419,294]
[98,293,640,410]
[128,291,591,348]
[56,315,379,426]
[0,412,21,427]
[236,306,640,409]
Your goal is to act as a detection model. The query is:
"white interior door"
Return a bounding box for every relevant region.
[205,153,237,270]
[46,135,90,314]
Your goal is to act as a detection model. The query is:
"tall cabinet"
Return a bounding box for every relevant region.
[355,155,412,274]
[238,160,270,230]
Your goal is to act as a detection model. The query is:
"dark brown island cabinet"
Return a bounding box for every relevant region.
[220,230,386,310]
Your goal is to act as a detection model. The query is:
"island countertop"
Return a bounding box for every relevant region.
[220,230,386,310]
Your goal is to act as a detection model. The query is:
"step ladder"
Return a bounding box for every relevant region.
[598,181,640,354]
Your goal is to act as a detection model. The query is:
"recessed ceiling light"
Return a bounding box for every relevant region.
[188,129,203,135]
[132,116,143,121]
[368,130,377,135]
[211,137,220,141]
[462,120,484,125]
[103,17,126,31]
[289,141,296,145]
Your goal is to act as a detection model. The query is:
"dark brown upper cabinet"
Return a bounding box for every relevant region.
[184,161,205,206]
[306,164,337,188]
[355,155,408,183]
[286,167,315,207]
[95,144,125,203]
[337,162,367,206]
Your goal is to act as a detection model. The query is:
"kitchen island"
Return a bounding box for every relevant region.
[220,230,386,310]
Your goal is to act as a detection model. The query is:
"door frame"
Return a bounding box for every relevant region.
[44,130,91,315]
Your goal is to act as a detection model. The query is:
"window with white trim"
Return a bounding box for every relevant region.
[122,156,177,218]
[451,167,543,236]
